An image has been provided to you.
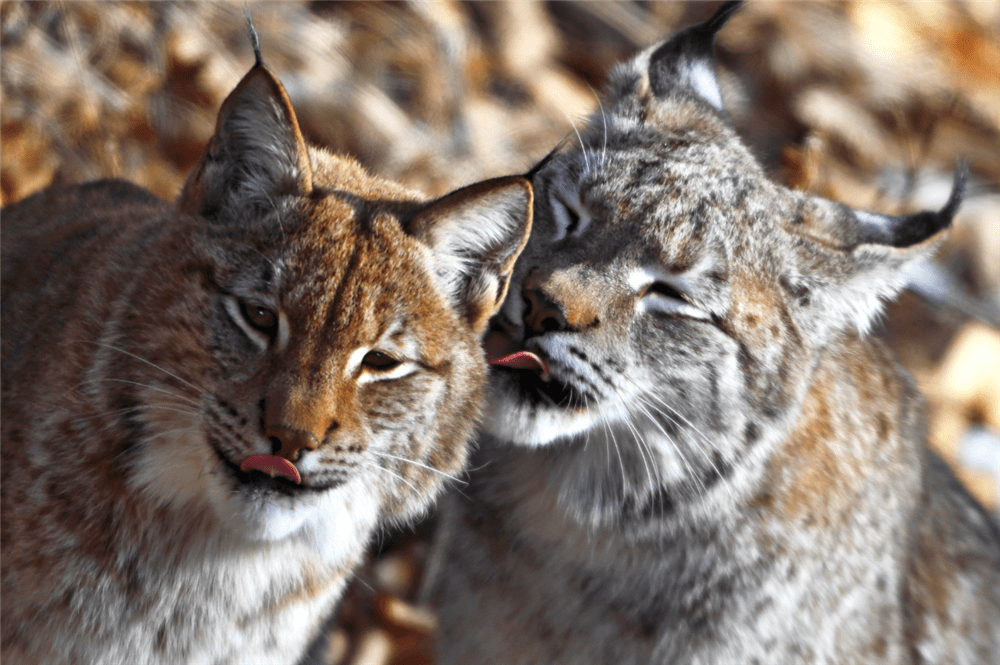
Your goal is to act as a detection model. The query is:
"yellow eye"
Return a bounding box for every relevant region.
[239,301,278,337]
[362,351,401,371]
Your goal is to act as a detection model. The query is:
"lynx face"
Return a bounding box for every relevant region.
[482,0,963,520]
[145,176,520,545]
[137,67,532,546]
[1,53,530,664]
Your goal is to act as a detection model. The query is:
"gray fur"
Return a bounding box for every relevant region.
[435,3,1000,663]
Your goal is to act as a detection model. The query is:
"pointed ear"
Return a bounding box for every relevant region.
[178,63,313,221]
[647,0,742,110]
[407,177,533,333]
[784,166,967,335]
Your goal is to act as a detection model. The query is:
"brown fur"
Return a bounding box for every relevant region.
[1,50,531,664]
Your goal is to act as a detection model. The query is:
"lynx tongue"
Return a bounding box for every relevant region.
[484,330,549,378]
[240,454,301,484]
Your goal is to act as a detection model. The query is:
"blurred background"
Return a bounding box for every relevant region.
[2,2,998,663]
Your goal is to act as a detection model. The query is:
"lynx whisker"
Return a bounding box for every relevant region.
[133,427,205,457]
[621,372,727,461]
[586,82,609,165]
[69,378,200,406]
[639,393,728,498]
[370,451,466,485]
[622,387,710,495]
[362,460,420,496]
[605,383,663,492]
[596,408,629,501]
[93,342,202,392]
[73,403,201,426]
[556,106,592,174]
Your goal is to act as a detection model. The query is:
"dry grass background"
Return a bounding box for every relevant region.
[2,2,998,663]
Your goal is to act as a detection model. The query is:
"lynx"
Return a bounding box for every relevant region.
[434,3,1000,663]
[0,37,531,664]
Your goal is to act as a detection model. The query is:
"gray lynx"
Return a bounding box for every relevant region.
[435,3,1000,663]
[1,37,531,664]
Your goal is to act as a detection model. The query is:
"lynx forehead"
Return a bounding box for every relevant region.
[437,3,999,664]
[1,35,531,664]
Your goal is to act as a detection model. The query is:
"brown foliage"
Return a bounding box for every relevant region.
[2,3,997,663]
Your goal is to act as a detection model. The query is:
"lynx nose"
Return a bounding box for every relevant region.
[264,393,338,463]
[523,287,567,335]
[265,424,320,463]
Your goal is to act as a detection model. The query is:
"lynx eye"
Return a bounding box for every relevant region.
[239,301,278,337]
[362,351,401,371]
[644,281,686,302]
[631,269,711,322]
[557,198,581,235]
[549,193,589,242]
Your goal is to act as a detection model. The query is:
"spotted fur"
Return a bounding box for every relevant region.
[0,50,531,664]
[435,3,999,663]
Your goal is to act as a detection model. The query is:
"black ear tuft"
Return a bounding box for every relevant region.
[245,13,264,68]
[784,162,969,336]
[888,161,967,248]
[697,0,744,38]
[648,0,742,107]
[854,162,968,249]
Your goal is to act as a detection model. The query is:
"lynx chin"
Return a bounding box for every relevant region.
[434,2,1000,664]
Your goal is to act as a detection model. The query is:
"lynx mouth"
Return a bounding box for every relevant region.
[241,454,301,484]
[213,446,340,496]
[484,330,587,409]
[510,368,586,409]
[485,329,548,377]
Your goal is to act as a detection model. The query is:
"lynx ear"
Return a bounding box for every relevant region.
[785,166,967,335]
[647,0,742,109]
[178,61,313,221]
[407,177,533,333]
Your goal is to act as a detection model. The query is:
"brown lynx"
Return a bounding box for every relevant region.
[0,37,531,664]
[435,3,1000,663]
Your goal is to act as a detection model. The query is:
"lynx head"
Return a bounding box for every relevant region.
[482,1,963,522]
[127,56,531,544]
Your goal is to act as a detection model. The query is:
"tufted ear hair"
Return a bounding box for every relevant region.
[783,165,967,336]
[406,177,533,334]
[647,0,742,110]
[178,32,313,223]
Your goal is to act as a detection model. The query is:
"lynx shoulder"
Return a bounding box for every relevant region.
[434,2,1000,663]
[0,38,531,665]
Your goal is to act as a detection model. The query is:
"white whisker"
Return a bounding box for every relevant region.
[93,342,201,392]
[370,451,466,485]
[363,460,420,496]
[70,378,200,406]
[556,107,592,174]
[74,403,200,425]
[586,82,609,164]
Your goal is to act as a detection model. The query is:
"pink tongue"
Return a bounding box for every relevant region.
[240,454,301,484]
[488,351,548,374]
[483,329,548,375]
